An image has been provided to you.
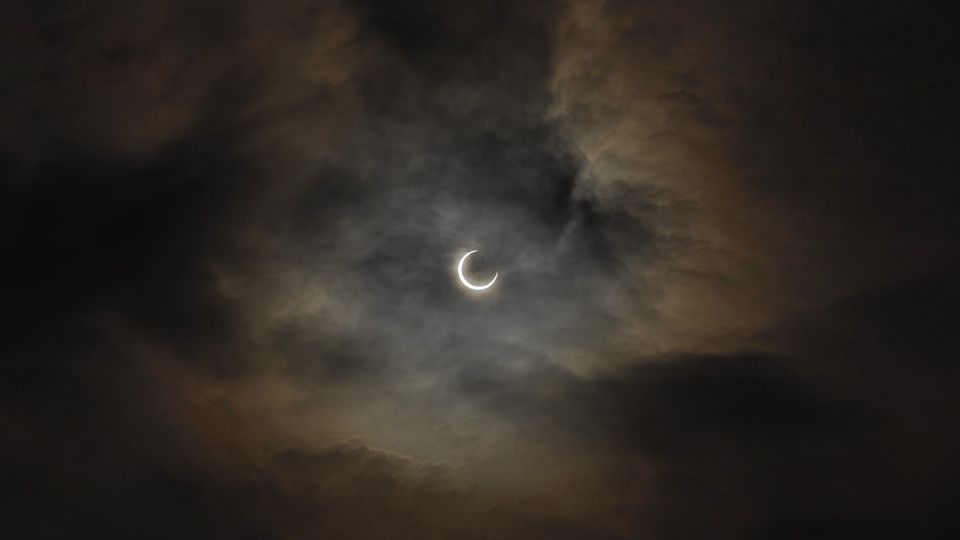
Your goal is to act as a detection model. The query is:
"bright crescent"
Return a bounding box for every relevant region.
[457,250,498,291]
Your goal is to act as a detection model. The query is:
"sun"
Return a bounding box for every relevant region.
[457,250,498,291]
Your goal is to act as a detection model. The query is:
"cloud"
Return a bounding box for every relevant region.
[3,0,960,539]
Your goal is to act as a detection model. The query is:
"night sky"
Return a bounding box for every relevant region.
[3,1,960,538]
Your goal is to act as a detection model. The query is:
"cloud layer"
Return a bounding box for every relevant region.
[3,1,960,538]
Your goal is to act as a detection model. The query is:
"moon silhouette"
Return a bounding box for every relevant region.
[457,250,498,291]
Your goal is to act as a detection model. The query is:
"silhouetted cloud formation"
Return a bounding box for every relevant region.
[3,1,960,538]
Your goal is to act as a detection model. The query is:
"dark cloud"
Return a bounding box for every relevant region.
[3,0,960,538]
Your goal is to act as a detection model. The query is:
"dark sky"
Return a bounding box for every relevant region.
[3,1,960,538]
